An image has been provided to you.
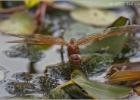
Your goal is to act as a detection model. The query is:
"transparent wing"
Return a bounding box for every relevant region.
[0,30,28,38]
[77,25,140,45]
[6,34,68,46]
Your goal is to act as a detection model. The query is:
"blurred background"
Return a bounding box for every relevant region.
[0,0,140,99]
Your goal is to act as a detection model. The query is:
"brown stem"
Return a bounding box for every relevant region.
[59,29,65,64]
[0,5,26,14]
[60,45,65,64]
[34,2,47,32]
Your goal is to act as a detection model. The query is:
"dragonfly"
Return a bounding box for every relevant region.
[3,25,140,67]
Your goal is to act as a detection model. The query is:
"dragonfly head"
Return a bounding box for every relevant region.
[70,38,76,44]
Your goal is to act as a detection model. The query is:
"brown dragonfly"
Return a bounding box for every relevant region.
[4,25,140,67]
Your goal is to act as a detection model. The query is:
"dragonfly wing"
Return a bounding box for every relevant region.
[6,39,49,45]
[6,34,68,45]
[34,34,68,45]
[0,30,30,38]
[77,25,140,45]
[77,33,104,45]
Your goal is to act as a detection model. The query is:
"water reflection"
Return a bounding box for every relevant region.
[5,44,43,73]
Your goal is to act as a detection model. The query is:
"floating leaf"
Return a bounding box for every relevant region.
[68,0,124,8]
[81,33,128,56]
[71,8,118,26]
[81,16,130,56]
[51,1,76,11]
[0,12,37,35]
[70,70,131,99]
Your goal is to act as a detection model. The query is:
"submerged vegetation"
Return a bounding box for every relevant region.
[0,0,140,99]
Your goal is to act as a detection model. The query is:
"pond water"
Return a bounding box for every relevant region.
[0,34,68,98]
[0,32,140,99]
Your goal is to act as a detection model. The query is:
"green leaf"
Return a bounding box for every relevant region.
[71,70,131,99]
[48,87,70,99]
[68,0,124,8]
[71,8,117,26]
[48,81,72,99]
[0,12,37,35]
[81,53,113,76]
[81,34,128,56]
[107,16,130,27]
[48,70,130,99]
[63,82,92,99]
[81,16,130,56]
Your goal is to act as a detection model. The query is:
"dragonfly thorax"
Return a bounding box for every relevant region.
[67,38,80,57]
